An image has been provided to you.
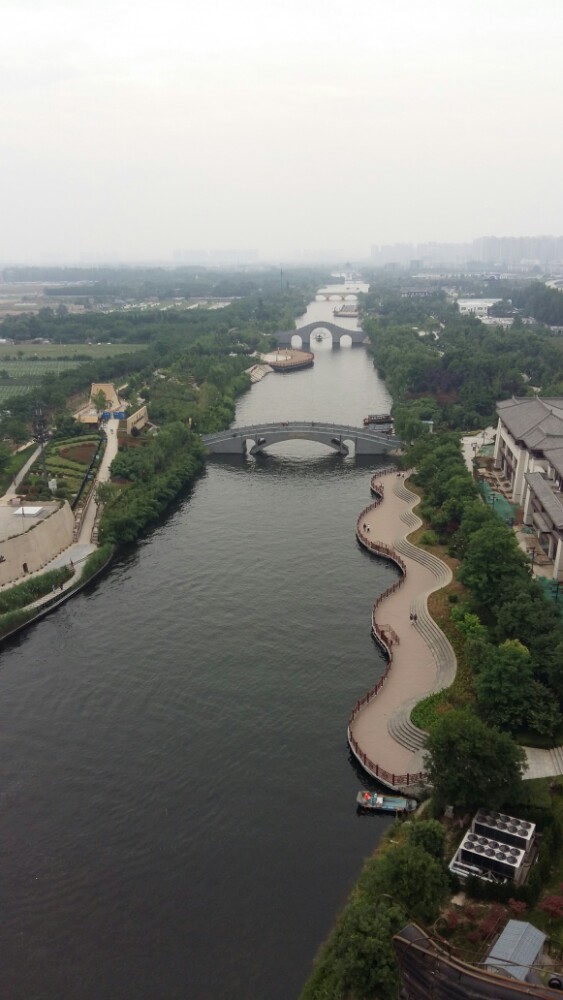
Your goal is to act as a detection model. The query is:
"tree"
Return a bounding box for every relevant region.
[52,412,87,439]
[92,389,107,413]
[424,709,527,813]
[376,844,450,924]
[406,819,447,860]
[475,640,535,733]
[0,442,12,475]
[525,679,561,738]
[95,482,121,508]
[325,897,406,1000]
[457,521,530,608]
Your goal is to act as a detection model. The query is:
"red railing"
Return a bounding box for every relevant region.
[349,469,426,788]
[348,731,420,788]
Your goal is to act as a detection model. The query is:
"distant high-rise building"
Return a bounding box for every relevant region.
[371,235,563,271]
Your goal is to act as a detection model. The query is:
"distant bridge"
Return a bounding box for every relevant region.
[276,322,367,348]
[316,292,362,301]
[203,421,402,456]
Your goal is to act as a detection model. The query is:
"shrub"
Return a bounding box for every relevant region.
[80,544,114,584]
[0,565,73,614]
[420,529,439,546]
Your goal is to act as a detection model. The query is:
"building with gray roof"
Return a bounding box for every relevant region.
[494,396,563,579]
[485,920,546,983]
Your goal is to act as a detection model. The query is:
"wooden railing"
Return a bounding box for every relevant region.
[349,467,426,789]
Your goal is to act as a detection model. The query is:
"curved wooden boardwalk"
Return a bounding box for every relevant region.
[348,469,456,792]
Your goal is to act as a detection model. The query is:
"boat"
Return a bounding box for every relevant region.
[363,413,392,427]
[356,790,417,814]
[333,305,359,318]
[315,333,323,342]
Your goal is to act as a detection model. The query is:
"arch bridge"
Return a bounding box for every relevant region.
[276,322,367,348]
[203,421,402,456]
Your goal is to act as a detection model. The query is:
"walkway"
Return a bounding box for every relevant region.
[349,465,563,787]
[0,418,119,610]
[348,470,455,789]
[6,444,42,495]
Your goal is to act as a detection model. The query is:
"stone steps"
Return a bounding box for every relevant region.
[384,484,456,751]
[550,745,563,774]
[400,510,419,529]
[388,697,428,751]
[393,536,447,582]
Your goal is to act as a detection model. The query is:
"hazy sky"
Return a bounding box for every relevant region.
[3,0,563,262]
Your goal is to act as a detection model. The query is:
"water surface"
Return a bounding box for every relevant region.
[0,294,398,999]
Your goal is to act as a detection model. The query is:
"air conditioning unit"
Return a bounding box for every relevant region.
[460,833,524,880]
[473,810,535,852]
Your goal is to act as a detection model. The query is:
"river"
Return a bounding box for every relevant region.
[0,288,397,1000]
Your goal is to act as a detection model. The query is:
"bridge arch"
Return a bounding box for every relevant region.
[277,322,366,349]
[203,421,401,457]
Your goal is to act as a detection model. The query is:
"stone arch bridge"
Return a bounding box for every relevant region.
[203,421,402,456]
[276,322,367,348]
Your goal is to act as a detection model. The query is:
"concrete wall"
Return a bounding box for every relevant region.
[0,502,74,586]
[125,405,148,435]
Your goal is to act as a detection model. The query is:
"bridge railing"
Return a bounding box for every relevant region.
[348,466,426,790]
[202,422,402,442]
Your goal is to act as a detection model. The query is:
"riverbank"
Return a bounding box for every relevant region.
[0,543,114,647]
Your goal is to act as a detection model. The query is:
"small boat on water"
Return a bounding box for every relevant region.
[333,305,359,318]
[315,333,323,342]
[363,413,392,427]
[356,790,417,814]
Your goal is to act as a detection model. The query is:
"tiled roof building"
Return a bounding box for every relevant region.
[494,396,563,579]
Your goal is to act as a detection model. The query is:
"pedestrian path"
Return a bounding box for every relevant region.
[0,419,119,612]
[348,470,455,790]
[348,467,563,788]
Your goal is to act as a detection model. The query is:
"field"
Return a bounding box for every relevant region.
[0,343,146,359]
[0,343,146,401]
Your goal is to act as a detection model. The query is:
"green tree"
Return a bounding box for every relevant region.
[0,442,12,475]
[406,819,447,860]
[95,481,121,507]
[457,521,529,608]
[424,709,527,813]
[324,897,405,1000]
[375,844,450,924]
[92,389,107,413]
[475,640,534,733]
[526,679,561,738]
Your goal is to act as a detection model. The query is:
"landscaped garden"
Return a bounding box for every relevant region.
[19,434,103,505]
